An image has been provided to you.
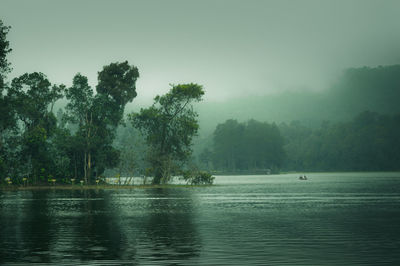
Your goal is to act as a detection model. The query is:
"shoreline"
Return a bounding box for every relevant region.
[0,184,210,191]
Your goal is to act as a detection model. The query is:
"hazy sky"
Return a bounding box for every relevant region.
[1,0,399,104]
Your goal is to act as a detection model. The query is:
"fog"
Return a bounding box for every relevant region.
[2,3,400,264]
[2,0,400,173]
[1,0,399,106]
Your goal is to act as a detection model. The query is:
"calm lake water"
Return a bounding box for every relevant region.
[1,173,400,265]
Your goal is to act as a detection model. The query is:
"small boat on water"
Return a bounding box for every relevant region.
[299,175,308,180]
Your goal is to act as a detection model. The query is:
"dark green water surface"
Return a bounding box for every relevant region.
[1,173,400,265]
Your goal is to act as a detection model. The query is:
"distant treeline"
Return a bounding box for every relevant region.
[280,111,400,171]
[198,111,400,173]
[198,119,285,174]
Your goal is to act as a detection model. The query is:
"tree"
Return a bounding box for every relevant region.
[242,119,285,171]
[213,119,244,171]
[0,19,11,91]
[96,61,139,106]
[198,148,213,170]
[7,72,62,183]
[64,73,94,182]
[0,19,13,180]
[64,61,139,184]
[211,119,285,173]
[279,111,400,171]
[1,21,65,183]
[111,125,148,184]
[0,20,141,184]
[130,83,204,184]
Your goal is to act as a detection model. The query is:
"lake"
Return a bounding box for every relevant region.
[1,173,400,265]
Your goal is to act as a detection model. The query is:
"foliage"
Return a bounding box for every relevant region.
[63,62,139,184]
[106,124,148,182]
[0,20,141,184]
[0,19,13,180]
[130,83,204,184]
[9,73,57,127]
[0,19,11,90]
[182,170,215,185]
[6,72,61,183]
[280,111,400,171]
[207,119,285,173]
[96,61,139,106]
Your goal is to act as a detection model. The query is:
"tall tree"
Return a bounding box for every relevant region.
[213,119,244,171]
[130,83,204,184]
[64,74,94,183]
[96,61,139,106]
[0,19,13,179]
[211,119,285,173]
[64,61,139,183]
[0,19,11,91]
[8,73,62,182]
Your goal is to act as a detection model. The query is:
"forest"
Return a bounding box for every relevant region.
[196,111,400,174]
[1,18,400,187]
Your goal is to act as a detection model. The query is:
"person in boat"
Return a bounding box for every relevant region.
[299,175,307,180]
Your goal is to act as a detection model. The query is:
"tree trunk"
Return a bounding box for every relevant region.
[153,165,163,184]
[74,157,77,179]
[84,152,87,184]
[88,151,91,184]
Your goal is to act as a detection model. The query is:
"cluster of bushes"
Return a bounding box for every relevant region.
[182,170,215,185]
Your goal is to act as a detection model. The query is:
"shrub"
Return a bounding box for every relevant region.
[182,170,215,185]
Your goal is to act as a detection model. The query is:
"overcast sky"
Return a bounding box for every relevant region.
[1,0,399,104]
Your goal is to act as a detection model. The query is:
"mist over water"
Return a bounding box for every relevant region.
[1,0,400,104]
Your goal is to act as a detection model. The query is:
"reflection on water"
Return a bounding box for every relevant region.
[141,188,201,262]
[1,173,400,265]
[0,188,201,265]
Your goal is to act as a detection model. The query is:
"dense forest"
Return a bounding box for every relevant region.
[280,111,400,171]
[197,119,285,174]
[195,111,400,174]
[1,18,400,186]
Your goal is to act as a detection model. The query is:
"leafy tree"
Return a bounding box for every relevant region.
[64,73,94,182]
[198,148,214,170]
[279,111,400,171]
[0,19,13,180]
[7,73,62,183]
[96,61,139,106]
[278,121,312,170]
[213,119,244,171]
[64,61,139,183]
[130,83,204,184]
[109,125,148,184]
[242,119,285,170]
[211,119,285,173]
[0,19,11,91]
